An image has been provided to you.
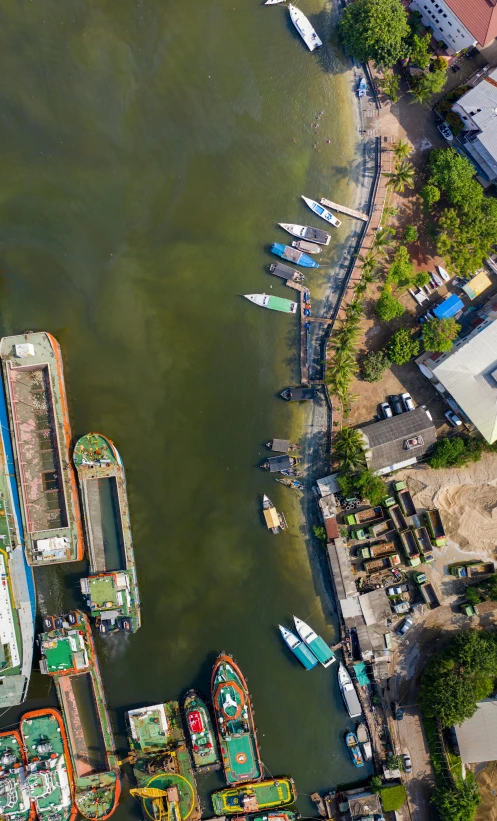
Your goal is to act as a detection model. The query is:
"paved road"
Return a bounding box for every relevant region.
[393,705,435,821]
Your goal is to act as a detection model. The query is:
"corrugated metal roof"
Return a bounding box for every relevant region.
[433,294,464,319]
[455,699,497,763]
[327,539,357,600]
[454,69,497,163]
[446,0,497,46]
[360,407,437,471]
[432,319,497,443]
[462,271,492,300]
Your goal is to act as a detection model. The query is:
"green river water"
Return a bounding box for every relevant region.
[0,0,372,814]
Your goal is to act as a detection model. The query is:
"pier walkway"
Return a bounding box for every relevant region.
[320,198,368,222]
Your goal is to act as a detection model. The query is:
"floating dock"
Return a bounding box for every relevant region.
[320,198,368,222]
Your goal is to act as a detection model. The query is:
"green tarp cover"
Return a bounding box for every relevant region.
[353,661,370,687]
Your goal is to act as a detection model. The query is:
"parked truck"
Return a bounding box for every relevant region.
[368,520,394,539]
[389,504,408,533]
[425,508,446,547]
[419,582,441,609]
[450,561,495,578]
[413,526,434,562]
[399,529,421,567]
[364,554,401,574]
[393,481,416,518]
[370,541,397,558]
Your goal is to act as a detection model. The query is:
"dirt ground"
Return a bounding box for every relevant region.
[475,761,497,821]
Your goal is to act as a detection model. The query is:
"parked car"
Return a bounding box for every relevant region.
[445,410,463,427]
[380,401,393,419]
[465,47,478,60]
[437,122,453,142]
[390,394,404,415]
[394,702,404,720]
[403,752,413,774]
[387,584,409,596]
[451,64,461,73]
[397,616,414,636]
[401,392,415,412]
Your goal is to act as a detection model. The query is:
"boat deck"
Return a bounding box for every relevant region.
[224,734,259,781]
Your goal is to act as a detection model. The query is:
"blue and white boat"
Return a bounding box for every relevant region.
[345,732,364,768]
[294,616,335,667]
[357,78,367,98]
[271,243,320,269]
[279,625,318,670]
[301,196,341,228]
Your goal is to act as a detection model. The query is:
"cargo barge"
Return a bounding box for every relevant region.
[73,433,140,634]
[38,611,120,820]
[0,333,83,566]
[126,701,201,821]
[0,729,33,821]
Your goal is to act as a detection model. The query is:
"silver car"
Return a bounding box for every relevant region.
[380,401,393,419]
[403,752,413,774]
[401,392,415,411]
[437,122,453,142]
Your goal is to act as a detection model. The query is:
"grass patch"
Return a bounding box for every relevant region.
[423,714,446,781]
[379,784,407,812]
[447,750,463,781]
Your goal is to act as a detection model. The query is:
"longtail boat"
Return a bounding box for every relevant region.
[211,653,262,784]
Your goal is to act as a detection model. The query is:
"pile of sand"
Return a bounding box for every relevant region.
[476,762,497,821]
[396,453,497,556]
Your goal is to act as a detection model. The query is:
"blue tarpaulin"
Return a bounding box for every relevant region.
[433,294,464,320]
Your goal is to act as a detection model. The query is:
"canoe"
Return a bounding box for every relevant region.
[288,5,322,51]
[271,243,320,268]
[279,625,318,670]
[301,196,341,228]
[293,617,335,667]
[244,294,297,314]
[279,223,330,245]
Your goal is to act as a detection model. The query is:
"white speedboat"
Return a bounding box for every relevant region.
[302,196,341,228]
[265,0,285,4]
[244,294,297,314]
[293,616,335,667]
[338,662,362,718]
[288,5,322,51]
[437,265,451,282]
[279,223,330,245]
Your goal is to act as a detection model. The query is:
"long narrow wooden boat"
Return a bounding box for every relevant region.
[244,294,298,314]
[345,732,364,768]
[262,495,287,534]
[211,653,262,784]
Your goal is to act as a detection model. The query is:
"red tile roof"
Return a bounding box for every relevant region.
[446,0,497,47]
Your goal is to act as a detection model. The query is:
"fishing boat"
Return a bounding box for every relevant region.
[74,433,141,635]
[264,0,285,4]
[0,332,84,566]
[279,224,330,246]
[293,617,335,668]
[280,387,316,402]
[345,732,364,768]
[183,690,221,774]
[212,778,297,815]
[275,478,305,491]
[38,612,121,821]
[262,455,300,473]
[271,244,320,269]
[269,263,306,283]
[211,653,262,784]
[265,439,300,452]
[262,495,287,534]
[279,626,318,670]
[356,723,372,761]
[310,793,326,817]
[0,730,32,821]
[337,663,362,719]
[301,197,341,228]
[244,294,298,314]
[280,469,298,477]
[127,701,201,821]
[288,5,322,51]
[292,240,321,254]
[357,78,367,98]
[21,709,76,821]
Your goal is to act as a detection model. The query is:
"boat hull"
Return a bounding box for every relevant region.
[288,5,322,51]
[21,709,76,821]
[301,197,341,228]
[0,730,33,821]
[183,690,221,773]
[271,243,319,268]
[345,733,364,768]
[212,778,296,815]
[294,618,335,667]
[279,626,318,670]
[338,663,362,719]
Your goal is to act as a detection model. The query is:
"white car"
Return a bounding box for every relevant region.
[401,392,415,411]
[437,122,453,142]
[403,752,413,774]
[387,584,409,596]
[380,401,393,419]
[445,410,463,427]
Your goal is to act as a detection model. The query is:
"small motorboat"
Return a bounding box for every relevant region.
[345,732,364,768]
[288,4,322,51]
[292,240,321,254]
[275,477,305,491]
[262,494,287,534]
[271,243,320,269]
[280,386,316,401]
[311,793,326,818]
[265,0,285,4]
[301,196,341,228]
[279,223,330,245]
[280,468,298,477]
[356,722,373,761]
[357,77,367,97]
[266,439,300,452]
[262,455,300,473]
[293,616,335,667]
[437,265,451,281]
[279,625,318,670]
[244,293,297,314]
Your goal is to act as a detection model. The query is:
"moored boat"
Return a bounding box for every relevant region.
[345,732,364,768]
[0,730,32,821]
[262,455,300,473]
[21,709,76,821]
[292,240,321,254]
[211,653,262,784]
[293,617,335,668]
[269,263,306,283]
[183,690,221,773]
[279,223,330,246]
[280,387,316,402]
[356,722,372,760]
[275,478,305,491]
[265,439,300,452]
[310,793,326,817]
[262,495,287,534]
[270,244,320,269]
[212,778,297,815]
[279,626,318,670]
[437,265,451,281]
[357,78,367,98]
[288,5,322,51]
[238,814,299,821]
[244,294,298,314]
[264,0,285,4]
[74,433,141,635]
[337,663,362,719]
[301,197,341,228]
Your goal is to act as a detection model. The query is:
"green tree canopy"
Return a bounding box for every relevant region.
[386,245,414,287]
[361,349,391,382]
[411,68,447,102]
[428,148,479,207]
[388,328,420,364]
[407,32,431,69]
[414,270,431,288]
[376,289,405,321]
[333,427,367,472]
[429,435,484,469]
[437,198,497,275]
[432,780,481,821]
[421,183,440,208]
[422,317,460,352]
[339,0,409,67]
[419,630,497,727]
[384,160,415,193]
[403,224,418,243]
[379,71,401,102]
[355,469,387,506]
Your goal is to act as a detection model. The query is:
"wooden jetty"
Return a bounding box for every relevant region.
[320,198,368,222]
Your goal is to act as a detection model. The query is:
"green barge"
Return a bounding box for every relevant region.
[73,433,140,634]
[38,611,120,821]
[212,778,297,815]
[126,701,201,821]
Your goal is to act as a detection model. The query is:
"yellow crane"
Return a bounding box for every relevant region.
[130,786,181,821]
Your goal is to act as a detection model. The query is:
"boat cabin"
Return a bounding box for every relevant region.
[265,455,293,473]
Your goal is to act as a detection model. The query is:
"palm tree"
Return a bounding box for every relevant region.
[384,160,415,194]
[391,139,411,161]
[382,204,401,224]
[371,226,395,254]
[333,426,367,472]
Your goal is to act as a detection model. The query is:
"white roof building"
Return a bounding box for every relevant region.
[455,699,497,764]
[452,69,497,181]
[423,317,497,443]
